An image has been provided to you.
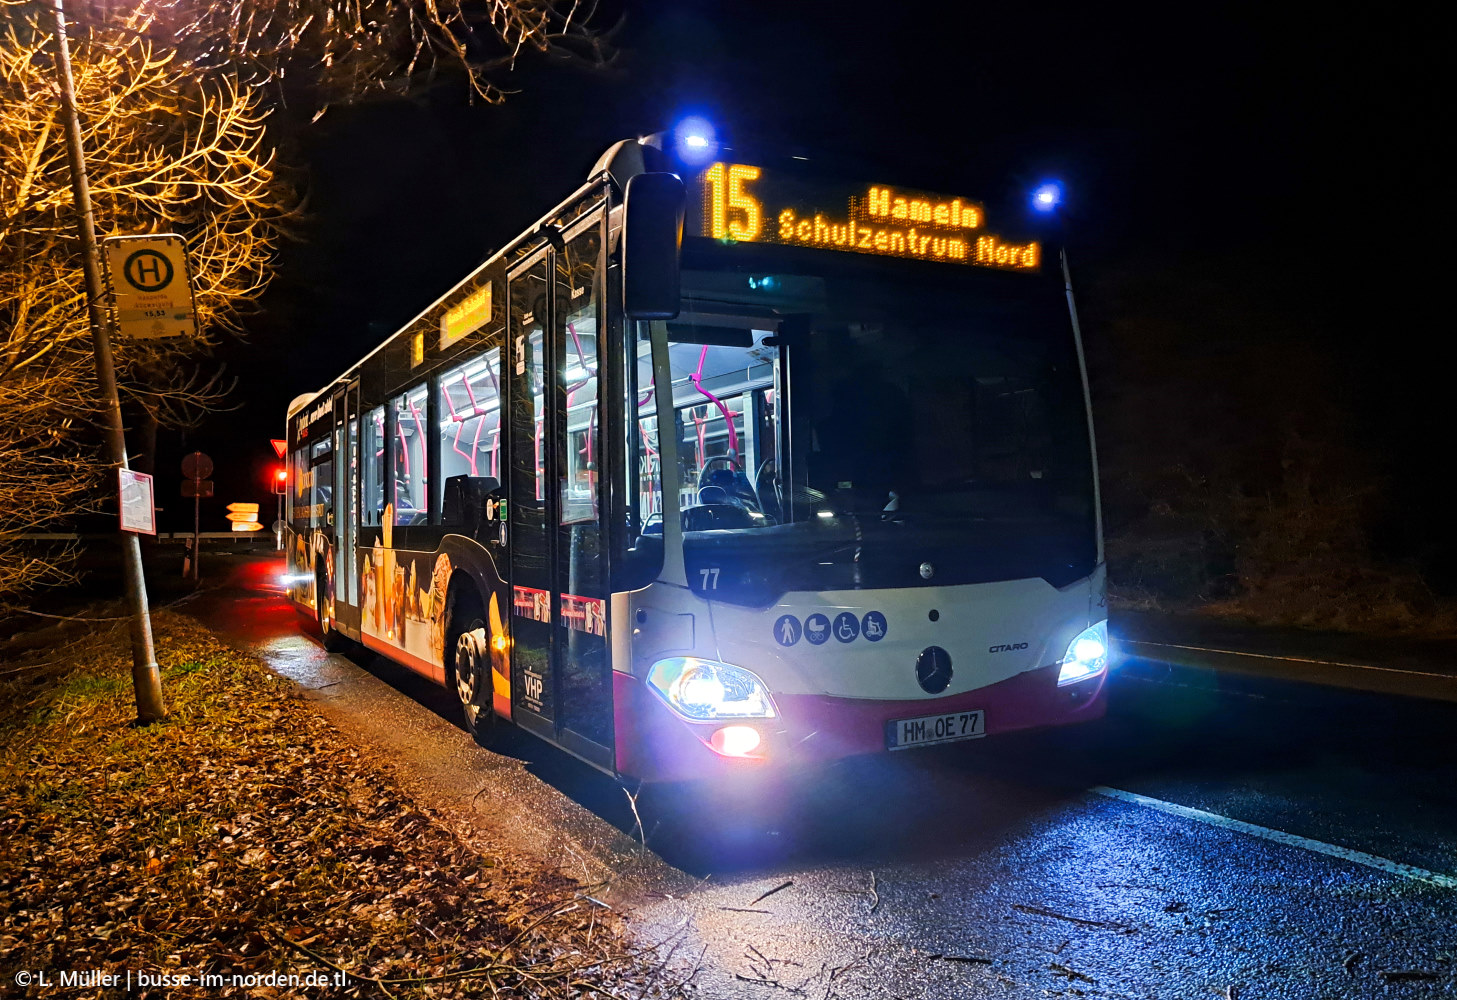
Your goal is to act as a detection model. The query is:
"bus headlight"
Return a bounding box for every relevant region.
[1057,620,1108,686]
[647,657,777,720]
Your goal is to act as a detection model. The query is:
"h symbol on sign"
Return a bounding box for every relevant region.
[134,257,163,284]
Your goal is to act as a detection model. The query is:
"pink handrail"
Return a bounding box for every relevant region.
[442,383,477,475]
[408,397,428,492]
[393,412,408,515]
[688,344,740,462]
[442,366,505,477]
[450,419,476,475]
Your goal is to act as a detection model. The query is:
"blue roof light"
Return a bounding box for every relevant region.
[672,116,718,165]
[1032,182,1064,213]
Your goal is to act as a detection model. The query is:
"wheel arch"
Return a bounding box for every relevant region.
[436,534,506,681]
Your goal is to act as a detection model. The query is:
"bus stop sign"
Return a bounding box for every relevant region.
[103,234,197,339]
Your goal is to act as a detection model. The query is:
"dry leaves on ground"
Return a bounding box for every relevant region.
[0,611,680,998]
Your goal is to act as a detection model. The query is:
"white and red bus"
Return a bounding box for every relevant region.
[284,127,1108,782]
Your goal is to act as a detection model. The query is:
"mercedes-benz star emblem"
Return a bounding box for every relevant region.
[915,646,953,694]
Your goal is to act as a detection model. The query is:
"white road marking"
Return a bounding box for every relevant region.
[1092,785,1457,891]
[1120,639,1447,678]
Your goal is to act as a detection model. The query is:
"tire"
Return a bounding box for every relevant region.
[450,599,498,747]
[318,563,350,652]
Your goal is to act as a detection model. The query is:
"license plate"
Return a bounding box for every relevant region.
[887,710,986,750]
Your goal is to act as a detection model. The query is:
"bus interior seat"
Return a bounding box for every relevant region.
[442,474,500,527]
[698,466,762,513]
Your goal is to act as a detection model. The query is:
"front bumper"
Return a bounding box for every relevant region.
[612,662,1107,783]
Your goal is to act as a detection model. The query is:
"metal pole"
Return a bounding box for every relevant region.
[192,468,201,582]
[49,0,165,722]
[1060,246,1105,566]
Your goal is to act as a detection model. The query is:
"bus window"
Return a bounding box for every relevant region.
[627,322,661,534]
[616,320,665,589]
[362,405,385,527]
[392,384,429,525]
[439,349,502,496]
[560,297,598,526]
[291,447,309,528]
[665,331,779,530]
[314,459,333,530]
[310,436,333,531]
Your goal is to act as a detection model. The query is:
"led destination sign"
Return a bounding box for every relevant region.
[688,162,1039,271]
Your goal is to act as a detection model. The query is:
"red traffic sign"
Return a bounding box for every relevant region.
[181,450,213,480]
[270,439,287,460]
[181,479,214,498]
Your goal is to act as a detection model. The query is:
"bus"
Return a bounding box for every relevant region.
[283,128,1108,783]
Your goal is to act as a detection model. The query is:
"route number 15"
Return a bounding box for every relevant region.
[704,163,763,242]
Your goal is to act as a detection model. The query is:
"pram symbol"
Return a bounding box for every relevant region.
[804,613,830,645]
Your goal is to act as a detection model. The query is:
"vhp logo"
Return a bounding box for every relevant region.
[523,672,544,702]
[988,642,1029,653]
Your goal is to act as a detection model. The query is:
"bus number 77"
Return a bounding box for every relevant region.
[699,567,720,590]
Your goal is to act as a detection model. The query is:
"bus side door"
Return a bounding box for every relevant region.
[505,209,612,770]
[332,381,362,636]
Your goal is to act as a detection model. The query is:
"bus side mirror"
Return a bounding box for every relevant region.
[623,172,685,320]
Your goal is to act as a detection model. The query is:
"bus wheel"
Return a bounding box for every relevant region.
[452,613,496,747]
[318,564,349,652]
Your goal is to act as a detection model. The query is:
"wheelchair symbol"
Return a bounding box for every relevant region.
[833,612,859,643]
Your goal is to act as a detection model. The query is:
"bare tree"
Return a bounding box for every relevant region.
[0,12,293,600]
[0,0,607,603]
[111,0,611,108]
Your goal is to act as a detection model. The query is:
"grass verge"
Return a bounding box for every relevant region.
[0,610,680,998]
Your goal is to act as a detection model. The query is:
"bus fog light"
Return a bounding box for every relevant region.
[710,725,762,757]
[1058,620,1108,686]
[647,657,777,720]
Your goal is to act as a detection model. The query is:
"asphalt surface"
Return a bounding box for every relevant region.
[190,555,1457,999]
[1114,609,1457,703]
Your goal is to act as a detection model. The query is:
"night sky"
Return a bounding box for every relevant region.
[169,2,1442,563]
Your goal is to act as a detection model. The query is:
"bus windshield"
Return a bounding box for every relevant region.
[635,254,1098,605]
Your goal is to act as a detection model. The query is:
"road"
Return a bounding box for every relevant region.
[191,555,1457,999]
